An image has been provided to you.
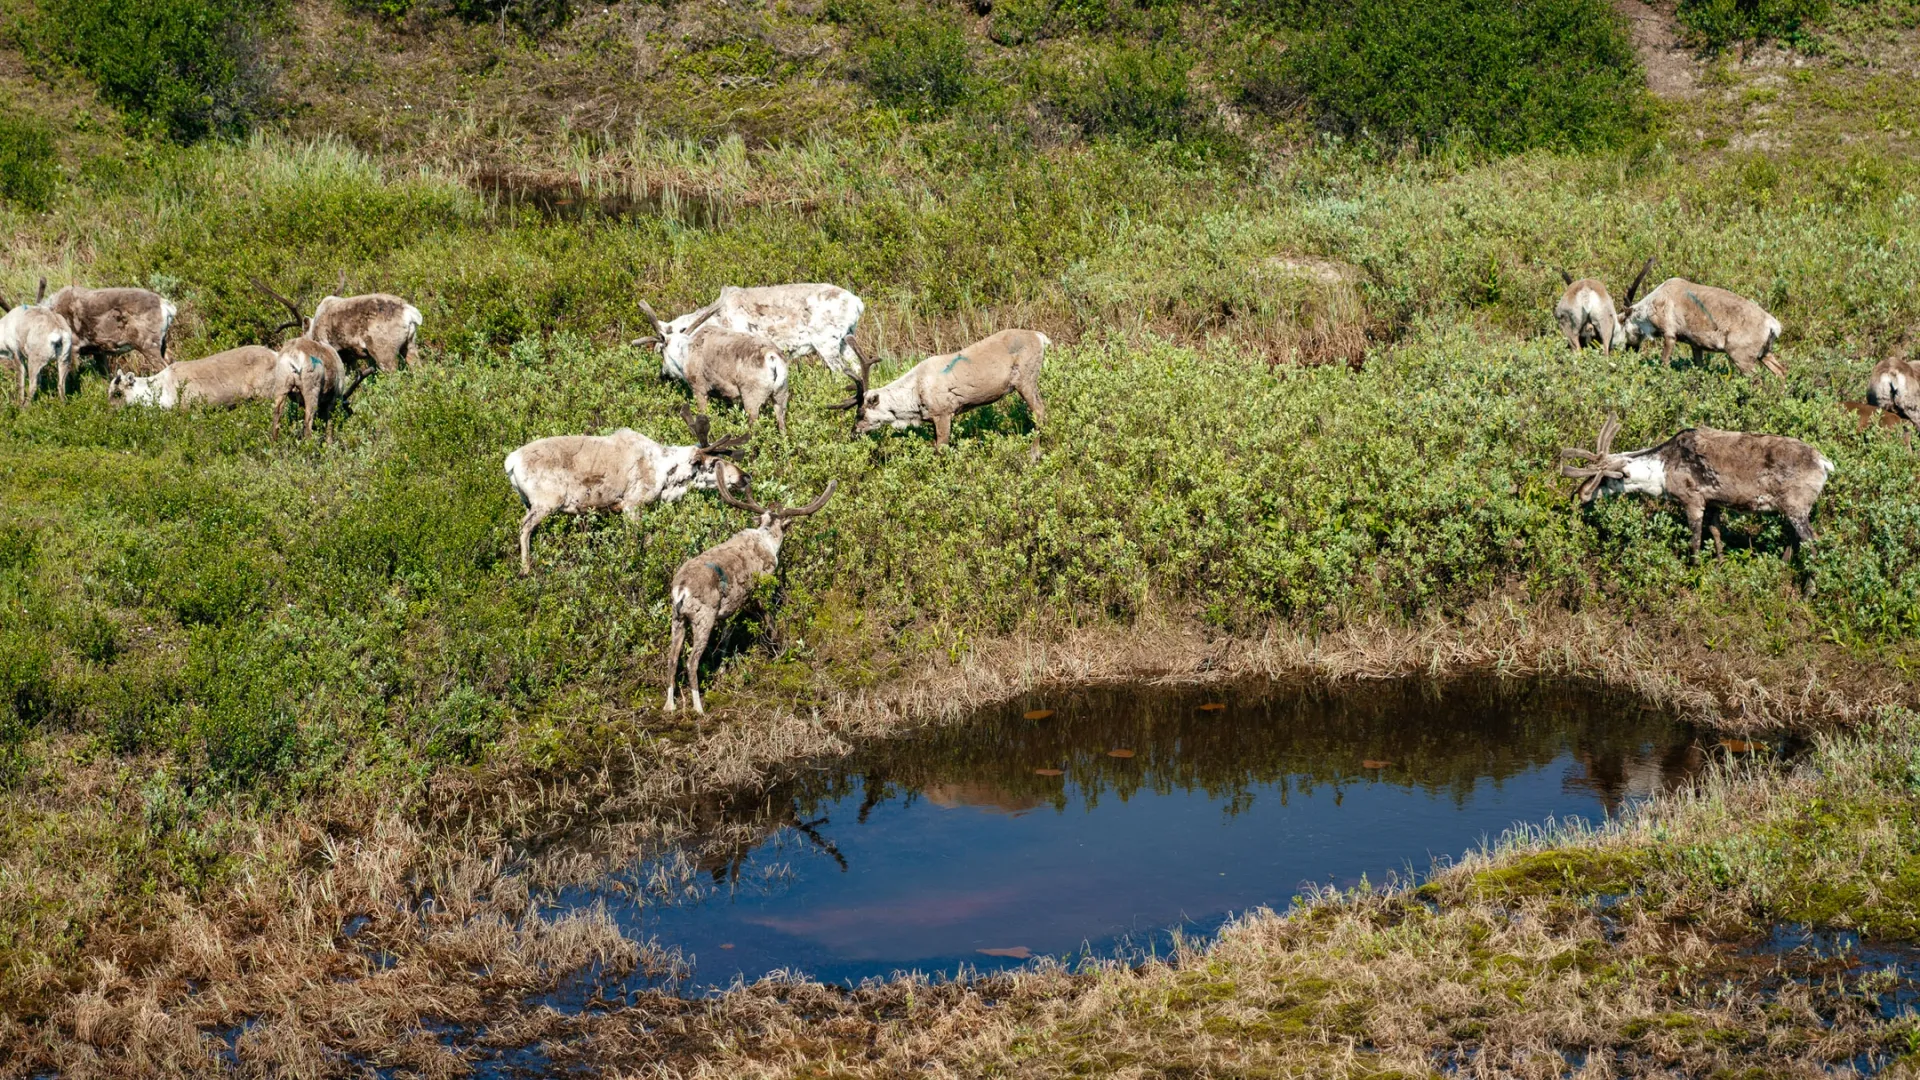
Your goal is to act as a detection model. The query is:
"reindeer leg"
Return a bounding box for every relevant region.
[24,355,45,404]
[1661,335,1676,369]
[664,614,686,712]
[518,508,552,576]
[687,610,717,716]
[933,412,952,450]
[1686,503,1706,561]
[773,384,790,437]
[55,349,69,402]
[1705,506,1724,558]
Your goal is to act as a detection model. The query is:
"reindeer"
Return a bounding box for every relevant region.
[309,275,424,374]
[664,463,836,715]
[634,305,791,435]
[504,407,749,575]
[1622,275,1785,377]
[254,278,350,441]
[1865,357,1920,450]
[851,329,1049,449]
[0,282,76,404]
[1561,414,1833,562]
[105,345,304,431]
[44,281,177,375]
[633,284,867,401]
[1553,259,1651,354]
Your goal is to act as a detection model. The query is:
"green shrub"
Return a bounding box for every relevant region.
[1276,0,1648,154]
[0,116,57,211]
[1677,0,1828,50]
[446,0,575,34]
[860,15,976,118]
[1045,44,1195,143]
[24,0,280,142]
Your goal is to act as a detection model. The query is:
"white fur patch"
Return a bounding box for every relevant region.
[1620,456,1667,497]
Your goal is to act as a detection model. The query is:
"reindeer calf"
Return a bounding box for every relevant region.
[45,283,177,375]
[665,465,836,714]
[0,291,75,404]
[852,329,1050,448]
[1562,414,1833,561]
[1623,278,1784,377]
[504,408,747,575]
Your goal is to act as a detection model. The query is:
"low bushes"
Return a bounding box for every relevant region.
[1677,0,1829,50]
[0,116,57,211]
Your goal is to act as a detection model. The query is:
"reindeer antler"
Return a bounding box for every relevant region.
[1558,267,1573,287]
[714,462,770,515]
[1559,413,1627,503]
[35,277,46,304]
[829,338,873,411]
[679,403,750,461]
[776,478,837,520]
[713,462,836,520]
[251,276,306,334]
[635,298,668,339]
[679,402,712,447]
[1623,257,1653,307]
[335,270,348,297]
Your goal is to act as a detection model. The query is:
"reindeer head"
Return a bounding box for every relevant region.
[252,277,311,338]
[1616,257,1655,349]
[633,297,718,380]
[830,337,874,418]
[714,461,837,540]
[678,404,750,490]
[1561,413,1665,502]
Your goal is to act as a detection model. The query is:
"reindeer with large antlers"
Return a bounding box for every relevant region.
[850,328,1050,449]
[254,277,350,440]
[504,406,749,575]
[1561,413,1833,562]
[1553,258,1651,354]
[664,463,836,714]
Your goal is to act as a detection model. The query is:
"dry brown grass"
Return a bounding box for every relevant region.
[3,600,1911,1077]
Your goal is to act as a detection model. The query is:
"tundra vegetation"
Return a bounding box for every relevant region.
[6,0,1920,1073]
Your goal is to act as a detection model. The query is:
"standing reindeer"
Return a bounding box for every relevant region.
[504,407,748,575]
[851,328,1049,449]
[634,285,867,403]
[1622,277,1785,377]
[309,278,423,375]
[1561,414,1833,562]
[254,278,350,440]
[44,281,177,375]
[634,304,792,434]
[1553,259,1651,354]
[0,282,76,404]
[664,463,836,715]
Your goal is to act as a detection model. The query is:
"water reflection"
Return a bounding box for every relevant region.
[561,678,1709,995]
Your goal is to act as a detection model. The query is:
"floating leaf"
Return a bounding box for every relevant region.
[1023,709,1055,720]
[1034,768,1065,777]
[1719,739,1761,754]
[1198,702,1227,711]
[1362,759,1392,769]
[1107,748,1135,758]
[719,943,735,950]
[978,946,1033,959]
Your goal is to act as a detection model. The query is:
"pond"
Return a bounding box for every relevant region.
[556,678,1717,997]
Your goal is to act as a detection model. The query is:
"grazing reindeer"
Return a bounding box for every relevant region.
[1622,277,1785,377]
[1561,414,1833,562]
[1553,259,1651,354]
[852,329,1050,449]
[0,283,76,403]
[44,281,177,375]
[634,284,867,401]
[1865,357,1920,450]
[664,463,836,715]
[504,406,748,575]
[1842,399,1911,443]
[310,275,424,374]
[634,305,792,434]
[254,278,350,440]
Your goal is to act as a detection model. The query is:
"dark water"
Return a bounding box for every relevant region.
[558,678,1714,997]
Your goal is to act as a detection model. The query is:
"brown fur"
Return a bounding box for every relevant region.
[1625,279,1785,377]
[275,336,348,441]
[170,346,286,406]
[44,285,176,375]
[853,328,1050,448]
[682,324,791,434]
[1564,419,1834,562]
[665,470,835,714]
[311,294,422,374]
